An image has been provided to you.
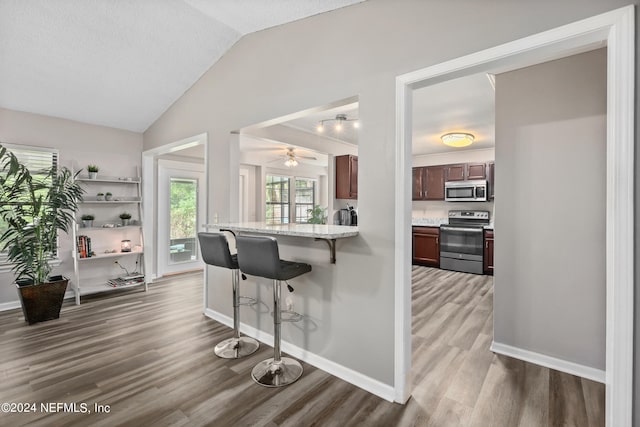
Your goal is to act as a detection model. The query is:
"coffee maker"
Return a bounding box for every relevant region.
[338,205,357,226]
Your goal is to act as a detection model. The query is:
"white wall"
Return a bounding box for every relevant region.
[0,107,143,307]
[142,0,636,394]
[239,164,257,221]
[494,49,606,369]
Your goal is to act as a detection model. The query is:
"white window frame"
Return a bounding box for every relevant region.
[294,177,318,223]
[265,173,318,224]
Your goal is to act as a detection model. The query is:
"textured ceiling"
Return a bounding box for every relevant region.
[0,0,364,132]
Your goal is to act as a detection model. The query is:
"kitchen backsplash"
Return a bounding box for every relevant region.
[412,200,495,220]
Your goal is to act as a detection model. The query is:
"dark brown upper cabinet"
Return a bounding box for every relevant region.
[445,162,486,181]
[466,162,487,180]
[335,155,358,199]
[413,166,445,201]
[444,164,465,181]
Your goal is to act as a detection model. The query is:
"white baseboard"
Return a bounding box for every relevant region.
[1,291,76,312]
[0,300,21,312]
[490,341,605,383]
[204,308,395,401]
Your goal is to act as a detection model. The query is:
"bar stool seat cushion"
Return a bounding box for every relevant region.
[236,235,311,281]
[277,260,312,281]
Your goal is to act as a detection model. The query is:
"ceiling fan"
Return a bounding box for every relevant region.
[268,148,317,167]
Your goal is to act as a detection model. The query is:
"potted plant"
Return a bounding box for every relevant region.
[0,144,84,324]
[119,212,132,226]
[87,164,99,179]
[80,214,94,228]
[307,205,328,224]
[96,192,105,201]
[105,191,112,201]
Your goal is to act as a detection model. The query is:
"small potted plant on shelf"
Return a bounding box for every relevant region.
[96,192,105,201]
[0,143,85,324]
[87,164,99,179]
[105,191,112,201]
[81,214,95,228]
[119,212,132,226]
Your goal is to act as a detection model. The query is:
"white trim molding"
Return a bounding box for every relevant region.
[395,6,634,426]
[0,301,20,312]
[204,308,396,402]
[490,341,606,384]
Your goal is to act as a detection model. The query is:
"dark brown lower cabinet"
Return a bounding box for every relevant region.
[484,229,494,275]
[412,226,440,267]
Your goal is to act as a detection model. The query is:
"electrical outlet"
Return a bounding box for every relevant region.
[285,297,293,311]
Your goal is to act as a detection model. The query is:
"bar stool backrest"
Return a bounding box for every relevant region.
[236,235,281,280]
[198,232,237,269]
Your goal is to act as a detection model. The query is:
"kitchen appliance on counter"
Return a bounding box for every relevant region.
[445,180,488,202]
[440,210,490,274]
[337,205,357,226]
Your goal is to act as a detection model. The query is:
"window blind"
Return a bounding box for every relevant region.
[3,143,58,176]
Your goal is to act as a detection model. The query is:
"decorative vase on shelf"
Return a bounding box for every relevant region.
[88,172,97,179]
[121,219,130,226]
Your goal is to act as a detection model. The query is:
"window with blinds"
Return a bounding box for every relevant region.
[0,144,59,259]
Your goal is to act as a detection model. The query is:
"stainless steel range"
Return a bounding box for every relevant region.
[440,210,490,275]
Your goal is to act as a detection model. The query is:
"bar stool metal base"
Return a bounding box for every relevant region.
[214,336,260,359]
[251,357,303,387]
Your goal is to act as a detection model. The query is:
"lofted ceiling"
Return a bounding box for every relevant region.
[0,0,365,132]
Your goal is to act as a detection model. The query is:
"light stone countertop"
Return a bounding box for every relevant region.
[204,222,359,239]
[412,218,494,230]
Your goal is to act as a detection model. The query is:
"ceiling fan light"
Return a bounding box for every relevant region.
[284,157,298,168]
[441,132,474,148]
[335,122,343,131]
[316,123,324,132]
[353,121,360,129]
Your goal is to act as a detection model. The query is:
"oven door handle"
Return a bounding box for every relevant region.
[440,226,484,233]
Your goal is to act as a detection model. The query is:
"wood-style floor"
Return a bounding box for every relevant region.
[0,268,603,426]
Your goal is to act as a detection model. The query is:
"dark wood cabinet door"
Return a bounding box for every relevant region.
[444,164,465,181]
[488,161,495,200]
[467,163,487,180]
[484,230,494,275]
[412,227,440,267]
[349,156,358,198]
[425,166,445,200]
[412,167,424,200]
[335,155,358,199]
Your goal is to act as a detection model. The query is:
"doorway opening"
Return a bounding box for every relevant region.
[395,6,634,426]
[142,134,208,303]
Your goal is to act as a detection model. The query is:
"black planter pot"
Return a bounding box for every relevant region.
[16,276,69,325]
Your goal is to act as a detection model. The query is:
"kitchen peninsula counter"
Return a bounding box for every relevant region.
[203,222,358,263]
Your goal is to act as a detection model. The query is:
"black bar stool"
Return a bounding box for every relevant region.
[236,235,312,387]
[198,232,259,359]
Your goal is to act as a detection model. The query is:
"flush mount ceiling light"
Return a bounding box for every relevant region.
[316,113,359,133]
[441,132,475,148]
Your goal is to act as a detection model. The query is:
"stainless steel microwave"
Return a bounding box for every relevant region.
[444,180,488,202]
